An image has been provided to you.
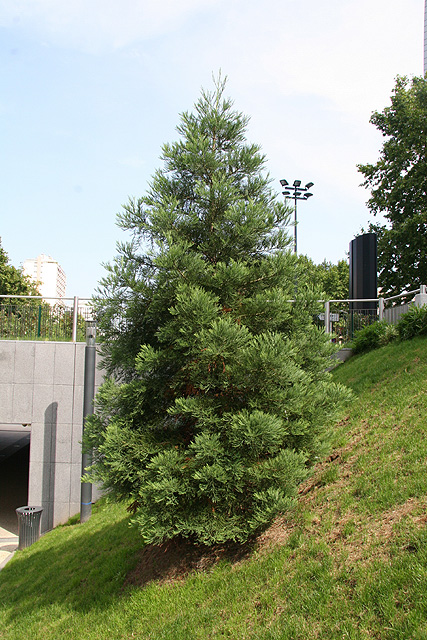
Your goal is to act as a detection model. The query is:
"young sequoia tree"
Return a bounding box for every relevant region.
[87,78,349,545]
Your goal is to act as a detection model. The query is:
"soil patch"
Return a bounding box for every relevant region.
[123,535,255,589]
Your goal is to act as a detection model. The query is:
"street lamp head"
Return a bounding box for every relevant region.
[282,191,291,197]
[305,192,313,199]
[280,179,289,187]
[293,179,301,187]
[305,182,314,189]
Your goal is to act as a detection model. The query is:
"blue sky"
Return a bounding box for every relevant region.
[1,0,424,298]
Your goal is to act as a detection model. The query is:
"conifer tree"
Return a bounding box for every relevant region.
[87,78,349,545]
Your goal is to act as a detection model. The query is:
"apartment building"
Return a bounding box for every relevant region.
[22,254,66,302]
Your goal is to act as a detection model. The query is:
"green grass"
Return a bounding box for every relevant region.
[2,337,427,639]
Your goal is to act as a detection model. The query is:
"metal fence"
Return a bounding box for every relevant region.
[0,296,93,342]
[1,286,426,344]
[322,285,427,344]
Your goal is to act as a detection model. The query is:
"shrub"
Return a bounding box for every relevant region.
[397,304,427,340]
[351,320,397,354]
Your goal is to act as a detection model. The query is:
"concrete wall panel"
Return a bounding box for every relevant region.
[74,345,85,386]
[28,423,45,463]
[54,464,72,503]
[0,384,13,422]
[31,384,54,421]
[34,343,56,385]
[0,342,15,383]
[54,343,76,386]
[54,385,75,424]
[12,384,34,423]
[55,424,73,463]
[71,424,83,465]
[1,341,105,533]
[13,342,36,383]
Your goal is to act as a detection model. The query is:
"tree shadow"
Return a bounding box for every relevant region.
[0,514,257,624]
[123,535,256,590]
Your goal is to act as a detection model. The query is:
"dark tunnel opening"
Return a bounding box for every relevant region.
[0,432,30,535]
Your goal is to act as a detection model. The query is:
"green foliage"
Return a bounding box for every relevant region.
[0,237,39,297]
[88,77,350,545]
[351,320,398,354]
[352,304,427,354]
[358,75,427,297]
[297,255,349,300]
[397,304,427,340]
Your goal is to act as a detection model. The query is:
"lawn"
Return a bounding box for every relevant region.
[1,337,427,639]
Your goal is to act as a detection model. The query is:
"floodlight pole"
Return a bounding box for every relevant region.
[280,179,314,254]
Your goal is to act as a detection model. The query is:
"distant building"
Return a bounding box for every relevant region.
[22,254,66,302]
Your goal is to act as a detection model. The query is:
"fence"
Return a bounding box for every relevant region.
[0,296,93,342]
[1,286,426,344]
[323,285,427,343]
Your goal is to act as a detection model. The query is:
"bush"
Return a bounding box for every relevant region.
[351,320,398,354]
[397,304,427,340]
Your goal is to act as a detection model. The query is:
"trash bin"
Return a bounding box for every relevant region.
[16,506,43,550]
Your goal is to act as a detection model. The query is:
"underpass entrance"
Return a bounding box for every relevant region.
[0,424,31,535]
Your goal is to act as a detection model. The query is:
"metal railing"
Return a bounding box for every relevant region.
[322,285,427,343]
[1,285,426,344]
[0,296,93,342]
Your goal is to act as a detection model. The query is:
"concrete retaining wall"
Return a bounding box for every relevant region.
[0,341,104,532]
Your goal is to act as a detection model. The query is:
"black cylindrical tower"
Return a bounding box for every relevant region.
[349,233,377,311]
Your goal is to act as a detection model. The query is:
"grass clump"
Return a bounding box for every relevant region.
[1,337,427,639]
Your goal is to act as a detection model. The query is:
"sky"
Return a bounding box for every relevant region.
[0,0,425,299]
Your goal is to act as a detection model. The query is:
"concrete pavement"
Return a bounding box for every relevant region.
[0,525,18,570]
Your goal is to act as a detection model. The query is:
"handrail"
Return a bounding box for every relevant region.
[0,295,91,301]
[384,288,420,303]
[0,295,94,342]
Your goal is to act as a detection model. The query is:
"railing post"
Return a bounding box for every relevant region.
[378,298,384,321]
[72,296,79,342]
[324,300,330,334]
[414,285,427,309]
[37,305,42,338]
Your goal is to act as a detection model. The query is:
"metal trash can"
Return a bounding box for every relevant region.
[16,506,43,550]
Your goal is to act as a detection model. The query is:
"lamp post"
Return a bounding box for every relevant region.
[280,179,314,254]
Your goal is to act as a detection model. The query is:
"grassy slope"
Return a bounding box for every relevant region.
[1,337,427,639]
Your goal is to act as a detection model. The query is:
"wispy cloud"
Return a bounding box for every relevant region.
[0,0,222,52]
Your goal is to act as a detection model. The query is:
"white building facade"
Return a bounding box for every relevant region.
[23,254,66,302]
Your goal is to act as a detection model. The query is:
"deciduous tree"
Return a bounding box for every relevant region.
[358,75,427,297]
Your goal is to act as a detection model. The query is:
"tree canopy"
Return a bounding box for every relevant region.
[87,78,349,546]
[358,75,427,297]
[297,256,349,300]
[0,238,38,297]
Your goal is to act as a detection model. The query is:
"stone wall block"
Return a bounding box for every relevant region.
[54,343,76,386]
[12,384,34,424]
[13,342,36,383]
[55,423,73,463]
[0,342,16,383]
[34,343,56,385]
[0,383,13,422]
